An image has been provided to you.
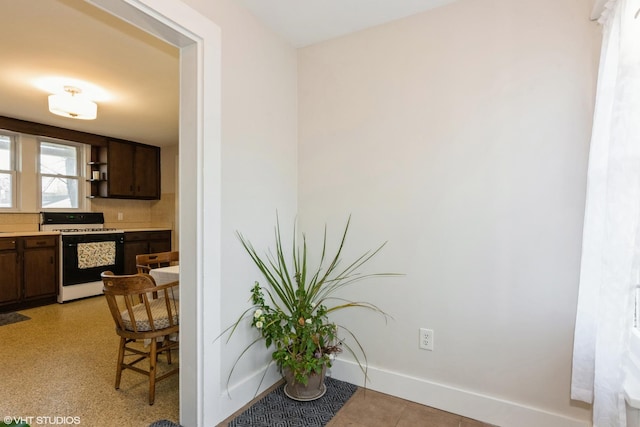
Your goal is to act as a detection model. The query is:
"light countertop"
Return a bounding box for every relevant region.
[0,231,60,238]
[0,228,172,237]
[121,228,172,232]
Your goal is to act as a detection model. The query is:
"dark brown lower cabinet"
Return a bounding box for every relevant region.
[123,230,172,274]
[0,239,19,304]
[23,236,58,299]
[0,236,58,313]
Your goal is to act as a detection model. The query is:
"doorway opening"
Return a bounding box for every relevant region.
[88,1,222,425]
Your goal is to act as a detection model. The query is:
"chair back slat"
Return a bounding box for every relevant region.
[142,293,155,330]
[123,293,138,332]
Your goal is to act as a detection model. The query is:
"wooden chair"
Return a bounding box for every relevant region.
[101,271,179,405]
[136,251,179,274]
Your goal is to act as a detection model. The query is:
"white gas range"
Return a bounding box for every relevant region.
[40,212,125,303]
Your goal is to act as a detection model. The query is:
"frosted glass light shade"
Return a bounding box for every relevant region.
[48,91,97,120]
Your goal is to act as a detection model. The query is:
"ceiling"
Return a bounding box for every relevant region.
[239,0,459,48]
[0,0,179,147]
[0,0,457,147]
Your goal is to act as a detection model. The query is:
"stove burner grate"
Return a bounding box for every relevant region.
[54,227,122,233]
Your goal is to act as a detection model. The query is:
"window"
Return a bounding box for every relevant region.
[0,133,16,208]
[39,140,83,209]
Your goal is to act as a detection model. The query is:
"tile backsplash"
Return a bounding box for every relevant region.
[0,193,176,232]
[0,213,40,232]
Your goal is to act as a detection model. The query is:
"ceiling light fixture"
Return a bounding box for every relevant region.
[48,86,98,120]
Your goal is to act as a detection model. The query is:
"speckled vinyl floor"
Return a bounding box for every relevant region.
[0,296,179,427]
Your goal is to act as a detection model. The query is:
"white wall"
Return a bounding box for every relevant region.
[298,0,599,426]
[181,0,298,421]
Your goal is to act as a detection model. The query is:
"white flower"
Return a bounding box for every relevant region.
[254,309,263,318]
[305,318,312,324]
[260,316,265,322]
[255,321,263,329]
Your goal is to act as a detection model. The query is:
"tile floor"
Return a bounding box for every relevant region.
[326,388,493,427]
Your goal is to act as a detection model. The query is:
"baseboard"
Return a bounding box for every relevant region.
[329,359,591,427]
[217,364,282,419]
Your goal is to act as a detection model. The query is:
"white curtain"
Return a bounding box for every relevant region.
[572,0,640,425]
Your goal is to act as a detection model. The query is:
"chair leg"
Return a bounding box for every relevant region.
[149,338,157,405]
[115,337,126,390]
[164,336,172,365]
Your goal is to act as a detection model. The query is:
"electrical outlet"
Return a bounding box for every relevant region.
[419,328,434,351]
[117,212,123,221]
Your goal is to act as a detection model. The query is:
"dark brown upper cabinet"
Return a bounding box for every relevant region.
[106,140,161,199]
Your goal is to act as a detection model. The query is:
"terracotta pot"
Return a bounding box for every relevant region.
[282,364,327,401]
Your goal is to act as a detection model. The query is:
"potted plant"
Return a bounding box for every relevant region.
[225,215,398,401]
